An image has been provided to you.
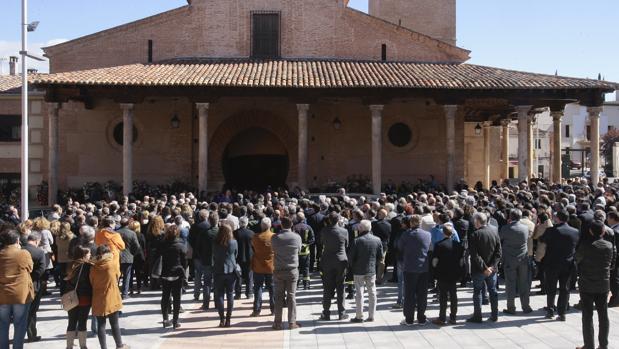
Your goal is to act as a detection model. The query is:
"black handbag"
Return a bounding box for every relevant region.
[151,256,163,279]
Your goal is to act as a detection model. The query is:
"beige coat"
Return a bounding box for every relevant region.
[89,253,122,316]
[0,245,34,305]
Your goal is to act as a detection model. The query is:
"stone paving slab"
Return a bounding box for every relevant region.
[22,273,619,349]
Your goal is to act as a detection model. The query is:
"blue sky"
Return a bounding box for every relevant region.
[1,0,617,98]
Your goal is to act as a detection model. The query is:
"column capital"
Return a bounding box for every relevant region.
[515,105,532,115]
[551,110,563,121]
[500,119,511,127]
[195,102,210,111]
[296,104,310,113]
[443,105,458,119]
[369,104,384,116]
[587,106,603,117]
[47,102,61,111]
[120,103,134,111]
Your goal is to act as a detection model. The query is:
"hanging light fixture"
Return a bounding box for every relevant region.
[475,123,482,135]
[170,114,180,129]
[170,98,180,129]
[333,117,342,130]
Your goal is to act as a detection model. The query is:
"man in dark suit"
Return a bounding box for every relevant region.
[607,211,619,307]
[22,231,46,343]
[431,224,464,326]
[398,215,432,326]
[234,216,254,299]
[540,210,579,320]
[467,212,502,323]
[575,221,614,349]
[117,217,141,299]
[188,209,214,308]
[371,209,391,284]
[307,203,326,273]
[319,212,349,320]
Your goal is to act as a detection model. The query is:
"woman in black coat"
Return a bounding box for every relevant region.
[213,223,238,327]
[158,224,187,329]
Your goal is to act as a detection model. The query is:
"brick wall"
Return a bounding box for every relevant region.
[46,0,468,73]
[369,0,456,45]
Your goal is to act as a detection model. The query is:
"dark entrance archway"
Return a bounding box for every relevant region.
[222,127,289,190]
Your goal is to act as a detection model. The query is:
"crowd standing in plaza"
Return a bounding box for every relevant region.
[0,177,617,349]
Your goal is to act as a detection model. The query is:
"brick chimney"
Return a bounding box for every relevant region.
[9,56,18,76]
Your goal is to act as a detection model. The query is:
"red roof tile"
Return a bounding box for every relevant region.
[33,59,617,91]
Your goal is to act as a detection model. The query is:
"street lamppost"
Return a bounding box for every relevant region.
[19,0,41,221]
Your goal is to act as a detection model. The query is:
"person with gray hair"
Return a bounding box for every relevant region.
[467,211,502,323]
[499,209,533,315]
[348,219,383,323]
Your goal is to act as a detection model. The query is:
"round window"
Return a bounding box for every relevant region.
[388,123,412,147]
[112,122,138,146]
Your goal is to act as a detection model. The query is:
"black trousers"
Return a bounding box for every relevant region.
[437,279,458,322]
[298,255,310,282]
[322,262,347,314]
[96,312,122,349]
[161,278,183,323]
[235,261,253,298]
[403,272,429,323]
[545,263,573,316]
[26,287,43,339]
[310,243,323,272]
[580,291,609,349]
[67,305,91,332]
[609,266,619,305]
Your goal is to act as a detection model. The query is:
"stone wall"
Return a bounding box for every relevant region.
[45,0,468,73]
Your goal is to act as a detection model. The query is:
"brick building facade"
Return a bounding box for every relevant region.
[2,0,615,204]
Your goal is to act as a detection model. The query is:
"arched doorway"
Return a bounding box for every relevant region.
[222,127,289,190]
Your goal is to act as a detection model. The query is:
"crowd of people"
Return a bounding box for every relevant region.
[0,178,617,349]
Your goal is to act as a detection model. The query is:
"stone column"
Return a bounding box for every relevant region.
[47,103,60,205]
[444,105,457,193]
[528,114,536,179]
[370,105,384,195]
[483,122,491,189]
[551,110,563,183]
[297,104,310,191]
[501,119,510,180]
[120,103,134,197]
[196,103,210,195]
[588,107,602,187]
[516,106,532,181]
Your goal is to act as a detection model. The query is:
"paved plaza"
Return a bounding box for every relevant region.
[23,272,619,349]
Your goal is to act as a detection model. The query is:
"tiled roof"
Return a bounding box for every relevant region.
[33,59,617,91]
[0,75,23,93]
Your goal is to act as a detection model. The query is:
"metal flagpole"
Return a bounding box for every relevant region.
[20,0,29,221]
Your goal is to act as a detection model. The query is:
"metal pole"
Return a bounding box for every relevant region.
[20,0,29,221]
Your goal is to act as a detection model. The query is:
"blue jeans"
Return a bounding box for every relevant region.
[0,303,31,349]
[253,273,274,314]
[194,260,213,307]
[120,263,133,297]
[214,273,236,318]
[472,271,498,319]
